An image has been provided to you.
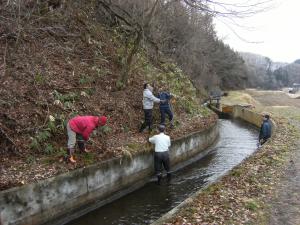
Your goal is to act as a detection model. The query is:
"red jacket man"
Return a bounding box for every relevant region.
[67,115,107,163]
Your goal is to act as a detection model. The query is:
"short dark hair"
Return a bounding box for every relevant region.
[264,114,270,119]
[158,125,165,132]
[143,83,148,89]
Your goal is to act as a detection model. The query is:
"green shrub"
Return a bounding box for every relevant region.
[44,144,54,155]
[100,125,112,135]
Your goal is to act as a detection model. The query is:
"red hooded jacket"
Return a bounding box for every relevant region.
[69,116,102,141]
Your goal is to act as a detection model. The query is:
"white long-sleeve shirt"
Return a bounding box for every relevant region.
[143,88,160,109]
[149,133,171,152]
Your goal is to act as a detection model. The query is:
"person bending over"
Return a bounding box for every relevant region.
[66,115,107,163]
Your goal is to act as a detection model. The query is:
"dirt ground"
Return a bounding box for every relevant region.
[246,89,300,107]
[269,137,300,225]
[245,89,300,225]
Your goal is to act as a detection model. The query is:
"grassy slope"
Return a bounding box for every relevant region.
[0,3,216,190]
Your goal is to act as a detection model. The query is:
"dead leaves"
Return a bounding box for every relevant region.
[164,118,299,225]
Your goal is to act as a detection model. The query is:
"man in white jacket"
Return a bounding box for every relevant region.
[149,125,171,184]
[139,83,162,132]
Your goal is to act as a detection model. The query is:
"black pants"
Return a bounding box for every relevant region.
[154,151,170,176]
[140,109,152,131]
[160,107,173,125]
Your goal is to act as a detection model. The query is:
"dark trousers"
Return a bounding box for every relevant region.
[160,107,173,125]
[154,151,170,176]
[77,134,85,151]
[140,109,152,132]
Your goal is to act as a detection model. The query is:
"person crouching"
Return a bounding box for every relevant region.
[66,115,107,163]
[149,125,171,184]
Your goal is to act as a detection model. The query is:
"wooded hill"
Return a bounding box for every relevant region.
[0,0,249,188]
[239,52,300,89]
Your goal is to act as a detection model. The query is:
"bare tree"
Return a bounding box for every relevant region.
[182,0,274,18]
[116,0,159,89]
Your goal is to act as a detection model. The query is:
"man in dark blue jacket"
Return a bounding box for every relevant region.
[157,87,174,128]
[259,114,272,145]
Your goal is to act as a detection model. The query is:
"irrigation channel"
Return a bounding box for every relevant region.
[66,119,258,225]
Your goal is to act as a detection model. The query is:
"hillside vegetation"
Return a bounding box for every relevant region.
[0,0,250,189]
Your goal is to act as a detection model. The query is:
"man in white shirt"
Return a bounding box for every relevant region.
[149,125,171,184]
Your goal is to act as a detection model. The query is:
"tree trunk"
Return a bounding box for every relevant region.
[117,0,159,89]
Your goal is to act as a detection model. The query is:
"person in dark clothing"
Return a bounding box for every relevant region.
[157,87,174,128]
[149,125,171,184]
[259,114,272,145]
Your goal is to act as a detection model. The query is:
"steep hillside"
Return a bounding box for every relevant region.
[0,1,217,190]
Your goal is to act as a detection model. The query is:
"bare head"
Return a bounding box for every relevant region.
[158,125,166,133]
[263,114,270,121]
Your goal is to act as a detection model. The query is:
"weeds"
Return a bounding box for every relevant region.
[100,125,112,135]
[79,74,95,85]
[26,154,36,164]
[82,152,96,165]
[34,73,47,85]
[30,114,67,154]
[244,199,260,211]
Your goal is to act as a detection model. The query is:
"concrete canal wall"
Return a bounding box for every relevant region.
[232,105,276,133]
[0,122,218,225]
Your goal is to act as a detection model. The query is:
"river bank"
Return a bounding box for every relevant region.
[155,90,300,225]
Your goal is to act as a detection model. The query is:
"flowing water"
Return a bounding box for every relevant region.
[66,119,258,225]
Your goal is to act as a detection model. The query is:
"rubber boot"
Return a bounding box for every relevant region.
[69,155,76,163]
[167,173,172,182]
[157,174,162,185]
[67,148,76,163]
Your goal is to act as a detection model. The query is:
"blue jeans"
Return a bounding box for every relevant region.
[160,107,173,125]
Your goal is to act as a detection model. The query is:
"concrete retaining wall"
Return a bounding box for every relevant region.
[232,105,276,133]
[0,122,218,225]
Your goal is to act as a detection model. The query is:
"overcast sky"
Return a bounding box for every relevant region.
[214,0,300,63]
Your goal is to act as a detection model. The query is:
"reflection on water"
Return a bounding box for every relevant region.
[66,119,258,225]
